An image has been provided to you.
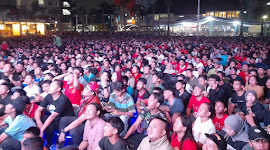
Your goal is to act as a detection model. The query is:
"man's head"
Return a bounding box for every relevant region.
[123,68,132,78]
[103,117,124,137]
[147,117,167,142]
[203,133,227,150]
[147,93,164,110]
[193,84,205,97]
[22,137,44,150]
[11,89,26,99]
[137,78,147,90]
[163,87,175,100]
[84,103,102,120]
[248,126,270,150]
[112,81,125,97]
[233,78,244,91]
[22,127,40,144]
[152,72,163,84]
[143,65,151,75]
[5,96,29,116]
[175,80,186,91]
[24,74,35,85]
[83,81,99,97]
[0,82,12,96]
[208,74,220,88]
[34,67,42,76]
[48,80,63,94]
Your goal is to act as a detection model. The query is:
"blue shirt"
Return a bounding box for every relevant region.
[163,97,184,116]
[84,74,95,83]
[4,114,36,141]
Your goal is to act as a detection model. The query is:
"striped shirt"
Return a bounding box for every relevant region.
[108,92,136,113]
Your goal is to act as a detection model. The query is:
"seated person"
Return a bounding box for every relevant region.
[23,74,40,100]
[137,117,173,150]
[104,81,136,137]
[0,82,12,117]
[96,117,129,150]
[133,78,150,113]
[192,103,216,149]
[171,115,197,150]
[222,115,252,150]
[0,96,36,150]
[203,133,227,150]
[248,126,269,150]
[213,100,228,131]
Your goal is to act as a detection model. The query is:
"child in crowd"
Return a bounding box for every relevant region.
[213,100,228,131]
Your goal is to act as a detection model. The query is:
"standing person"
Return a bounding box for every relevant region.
[137,117,173,150]
[96,117,129,150]
[171,115,197,150]
[0,96,36,150]
[35,80,74,149]
[53,34,62,48]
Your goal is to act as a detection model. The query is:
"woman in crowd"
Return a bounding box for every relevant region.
[244,76,264,100]
[171,115,197,150]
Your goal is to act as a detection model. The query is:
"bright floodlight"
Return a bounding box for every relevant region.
[267,2,270,6]
[263,15,268,19]
[233,21,240,26]
[206,16,214,21]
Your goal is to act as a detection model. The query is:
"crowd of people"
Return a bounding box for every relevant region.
[0,32,269,150]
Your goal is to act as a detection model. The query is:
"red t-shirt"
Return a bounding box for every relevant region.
[234,55,242,63]
[1,44,8,50]
[24,103,42,118]
[213,113,228,131]
[187,95,210,117]
[63,81,83,105]
[176,64,188,74]
[238,71,249,83]
[78,96,100,117]
[171,133,197,150]
[133,73,142,83]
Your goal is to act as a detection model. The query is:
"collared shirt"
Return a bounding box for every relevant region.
[108,92,136,113]
[83,118,106,150]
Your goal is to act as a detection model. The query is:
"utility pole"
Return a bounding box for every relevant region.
[240,0,244,37]
[197,0,200,38]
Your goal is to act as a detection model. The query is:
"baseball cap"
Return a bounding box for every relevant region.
[248,126,270,141]
[87,81,99,93]
[194,84,205,91]
[205,133,227,150]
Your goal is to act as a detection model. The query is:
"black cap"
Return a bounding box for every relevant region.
[9,96,29,113]
[205,133,227,150]
[248,126,270,141]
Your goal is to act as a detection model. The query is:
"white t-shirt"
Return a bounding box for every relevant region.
[23,84,40,98]
[192,116,216,144]
[157,54,165,63]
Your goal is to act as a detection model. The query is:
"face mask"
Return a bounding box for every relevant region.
[10,60,15,63]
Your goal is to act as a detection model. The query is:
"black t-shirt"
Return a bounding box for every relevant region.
[258,76,267,86]
[0,72,20,81]
[0,93,12,116]
[220,83,233,102]
[99,137,129,150]
[209,87,225,104]
[40,93,74,119]
[231,91,246,112]
[176,90,191,108]
[241,101,265,115]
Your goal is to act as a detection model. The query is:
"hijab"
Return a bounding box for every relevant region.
[164,63,176,74]
[224,115,249,142]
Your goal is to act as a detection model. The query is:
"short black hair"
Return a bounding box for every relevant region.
[112,81,125,91]
[24,127,40,137]
[217,71,225,77]
[152,87,163,95]
[164,87,176,97]
[22,137,44,150]
[107,117,124,135]
[198,74,207,80]
[137,78,147,85]
[53,79,63,91]
[152,93,164,104]
[208,74,220,82]
[153,72,164,80]
[45,72,55,78]
[233,78,245,86]
[177,80,186,85]
[123,68,131,74]
[14,89,26,96]
[1,82,12,92]
[152,116,168,129]
[27,74,35,79]
[73,67,84,75]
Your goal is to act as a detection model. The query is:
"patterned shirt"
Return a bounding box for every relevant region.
[108,92,136,113]
[140,108,167,128]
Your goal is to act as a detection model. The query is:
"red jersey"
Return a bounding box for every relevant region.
[1,44,8,50]
[24,103,41,118]
[133,73,142,83]
[213,113,228,131]
[176,64,188,74]
[188,95,210,117]
[171,133,197,150]
[234,55,242,63]
[63,81,83,105]
[238,71,249,83]
[78,95,100,117]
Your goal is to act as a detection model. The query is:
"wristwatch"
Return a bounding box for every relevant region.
[61,129,66,134]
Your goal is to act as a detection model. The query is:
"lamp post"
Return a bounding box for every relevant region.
[262,15,268,36]
[197,0,200,37]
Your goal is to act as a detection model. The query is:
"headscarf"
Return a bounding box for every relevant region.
[224,115,249,142]
[245,90,258,102]
[164,63,176,74]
